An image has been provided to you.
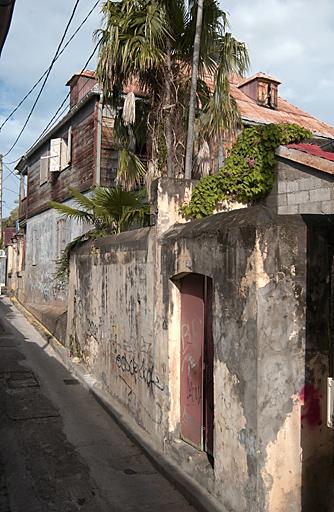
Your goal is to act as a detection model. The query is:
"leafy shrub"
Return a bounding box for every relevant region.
[183,123,312,219]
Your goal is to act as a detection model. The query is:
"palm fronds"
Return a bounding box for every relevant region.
[96,0,250,179]
[51,185,151,281]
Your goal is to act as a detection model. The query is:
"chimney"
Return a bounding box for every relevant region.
[238,72,281,109]
[66,70,97,108]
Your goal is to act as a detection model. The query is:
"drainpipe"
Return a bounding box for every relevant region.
[95,92,103,186]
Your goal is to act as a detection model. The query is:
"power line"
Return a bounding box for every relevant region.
[31,42,99,150]
[4,186,17,194]
[3,157,20,166]
[3,0,82,157]
[3,163,19,181]
[0,0,100,133]
[3,48,98,169]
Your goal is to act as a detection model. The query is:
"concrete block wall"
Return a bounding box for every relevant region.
[265,159,334,215]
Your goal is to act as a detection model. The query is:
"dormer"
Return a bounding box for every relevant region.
[66,70,97,108]
[238,72,281,110]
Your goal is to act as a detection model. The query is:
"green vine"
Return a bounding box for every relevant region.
[183,123,312,219]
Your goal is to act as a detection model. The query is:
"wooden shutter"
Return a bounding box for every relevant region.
[50,138,61,172]
[39,157,49,185]
[67,126,72,165]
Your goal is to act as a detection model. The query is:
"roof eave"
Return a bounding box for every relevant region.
[17,87,101,166]
[276,145,334,176]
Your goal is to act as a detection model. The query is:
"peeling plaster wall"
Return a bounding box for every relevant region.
[256,224,307,512]
[67,228,168,442]
[66,197,333,511]
[162,207,313,511]
[20,198,90,306]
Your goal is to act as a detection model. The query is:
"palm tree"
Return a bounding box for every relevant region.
[96,0,250,181]
[184,0,204,179]
[50,186,150,280]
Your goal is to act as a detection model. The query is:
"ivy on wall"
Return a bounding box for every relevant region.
[183,123,312,219]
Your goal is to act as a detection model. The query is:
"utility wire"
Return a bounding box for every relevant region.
[3,0,82,157]
[0,0,100,133]
[4,186,17,194]
[3,163,19,181]
[31,42,99,150]
[3,58,98,168]
[3,156,20,166]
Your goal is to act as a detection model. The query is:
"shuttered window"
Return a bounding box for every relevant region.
[60,127,72,170]
[50,138,61,173]
[39,156,49,185]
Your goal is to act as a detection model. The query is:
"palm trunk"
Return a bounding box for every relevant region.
[184,0,204,179]
[166,39,174,178]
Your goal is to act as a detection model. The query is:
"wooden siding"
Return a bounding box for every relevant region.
[100,114,118,188]
[24,98,97,219]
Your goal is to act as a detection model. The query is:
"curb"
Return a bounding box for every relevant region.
[10,297,225,512]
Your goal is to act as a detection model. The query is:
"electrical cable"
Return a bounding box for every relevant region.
[3,163,19,181]
[0,0,100,133]
[3,0,82,157]
[30,42,99,150]
[3,157,20,166]
[4,186,18,194]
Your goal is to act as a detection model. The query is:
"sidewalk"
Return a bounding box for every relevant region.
[0,297,196,512]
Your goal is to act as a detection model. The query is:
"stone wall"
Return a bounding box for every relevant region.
[64,201,332,512]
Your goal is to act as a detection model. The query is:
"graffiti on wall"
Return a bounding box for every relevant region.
[119,375,163,425]
[115,352,165,391]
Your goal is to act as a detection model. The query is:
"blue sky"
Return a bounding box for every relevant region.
[0,0,333,216]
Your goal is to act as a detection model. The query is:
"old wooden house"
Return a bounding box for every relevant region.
[12,71,120,310]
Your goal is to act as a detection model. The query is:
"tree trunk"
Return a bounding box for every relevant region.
[165,39,174,178]
[184,0,204,180]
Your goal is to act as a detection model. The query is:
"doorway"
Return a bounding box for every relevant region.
[180,273,214,457]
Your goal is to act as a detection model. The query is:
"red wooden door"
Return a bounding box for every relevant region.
[180,274,205,449]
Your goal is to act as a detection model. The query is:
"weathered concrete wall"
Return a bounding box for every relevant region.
[162,208,310,512]
[65,199,331,511]
[66,227,167,440]
[20,198,90,306]
[266,158,334,215]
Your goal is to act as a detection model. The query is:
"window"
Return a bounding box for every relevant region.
[40,155,49,185]
[20,174,27,200]
[39,127,72,184]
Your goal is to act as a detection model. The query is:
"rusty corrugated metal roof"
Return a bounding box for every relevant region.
[230,82,334,139]
[286,143,334,162]
[75,70,334,139]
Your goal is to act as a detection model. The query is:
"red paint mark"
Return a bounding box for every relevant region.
[300,384,323,427]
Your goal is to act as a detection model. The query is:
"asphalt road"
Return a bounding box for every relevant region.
[0,297,196,512]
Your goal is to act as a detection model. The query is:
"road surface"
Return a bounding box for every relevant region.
[0,297,196,512]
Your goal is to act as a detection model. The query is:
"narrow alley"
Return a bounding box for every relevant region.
[0,297,196,512]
